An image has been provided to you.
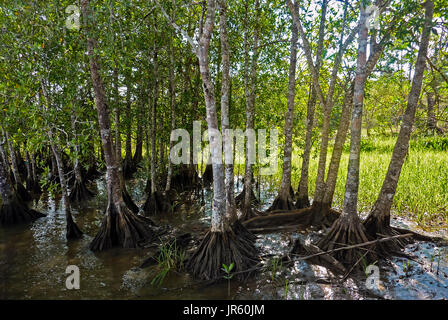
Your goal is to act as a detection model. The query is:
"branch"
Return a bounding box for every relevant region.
[426,55,448,86]
[292,233,413,261]
[287,0,326,107]
[153,0,198,53]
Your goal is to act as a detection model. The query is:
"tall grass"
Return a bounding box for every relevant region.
[287,135,448,228]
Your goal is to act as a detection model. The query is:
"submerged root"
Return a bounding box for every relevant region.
[316,214,376,268]
[186,225,260,281]
[69,179,95,203]
[89,202,157,251]
[0,195,45,226]
[143,191,172,215]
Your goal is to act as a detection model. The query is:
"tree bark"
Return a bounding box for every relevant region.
[296,0,328,209]
[242,0,260,213]
[342,3,369,217]
[165,17,176,192]
[81,0,155,251]
[364,0,434,235]
[270,1,299,211]
[218,0,237,222]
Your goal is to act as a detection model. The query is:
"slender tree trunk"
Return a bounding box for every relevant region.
[296,0,328,209]
[3,129,21,185]
[364,0,434,241]
[48,130,83,239]
[151,47,158,195]
[81,0,155,251]
[165,31,176,191]
[219,0,236,221]
[342,3,369,217]
[242,0,260,213]
[426,89,436,132]
[270,1,299,211]
[124,81,133,172]
[114,69,122,165]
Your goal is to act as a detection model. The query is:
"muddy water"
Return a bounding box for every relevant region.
[1,176,447,300]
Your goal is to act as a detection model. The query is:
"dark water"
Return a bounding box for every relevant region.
[1,176,447,300]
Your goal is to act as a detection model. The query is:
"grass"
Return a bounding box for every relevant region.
[150,239,186,287]
[285,133,447,229]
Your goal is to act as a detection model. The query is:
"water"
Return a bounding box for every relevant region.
[1,176,447,300]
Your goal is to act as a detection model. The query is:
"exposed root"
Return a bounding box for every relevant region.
[186,226,260,281]
[0,195,45,226]
[316,214,376,268]
[267,194,295,212]
[295,196,310,209]
[363,212,408,255]
[310,202,339,227]
[243,207,313,233]
[122,188,139,214]
[143,191,172,215]
[231,219,258,244]
[89,202,157,251]
[69,179,95,203]
[16,183,33,203]
[292,239,347,274]
[238,206,260,222]
[66,213,83,240]
[235,186,260,206]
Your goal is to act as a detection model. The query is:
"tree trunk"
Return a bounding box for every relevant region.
[81,0,156,251]
[312,3,377,268]
[0,147,44,225]
[426,89,437,132]
[296,0,328,209]
[48,130,83,239]
[165,32,176,192]
[342,3,369,217]
[241,0,260,216]
[269,1,299,212]
[364,0,434,251]
[69,113,94,203]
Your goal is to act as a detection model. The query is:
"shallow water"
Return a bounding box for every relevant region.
[0,176,447,300]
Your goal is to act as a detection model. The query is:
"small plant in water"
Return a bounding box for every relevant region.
[266,256,282,282]
[402,259,411,276]
[151,239,186,287]
[222,263,234,297]
[283,278,289,299]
